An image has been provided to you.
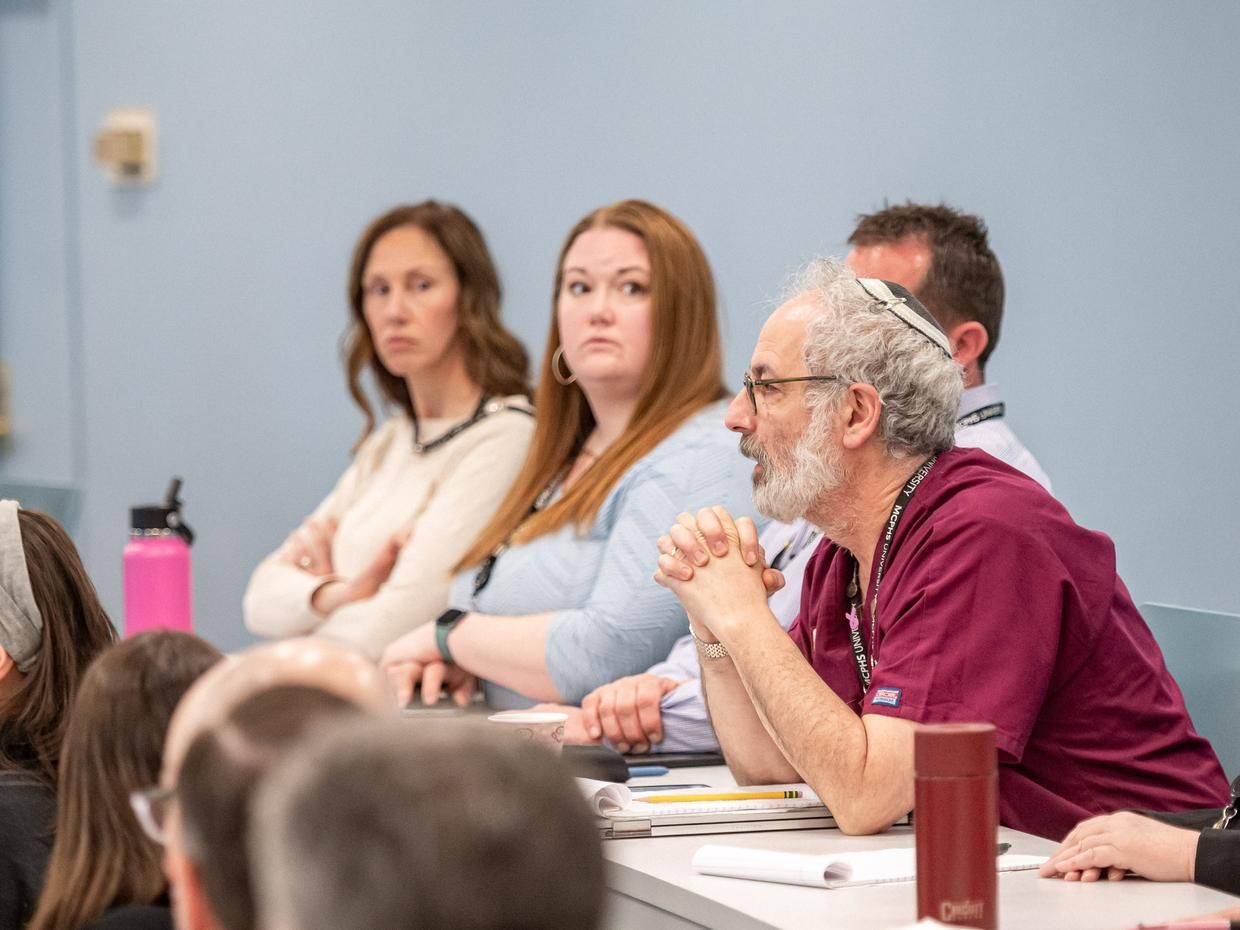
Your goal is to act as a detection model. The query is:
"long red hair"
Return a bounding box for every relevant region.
[456,200,726,570]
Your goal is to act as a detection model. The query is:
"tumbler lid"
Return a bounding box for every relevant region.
[130,505,176,530]
[915,723,996,778]
[129,477,194,545]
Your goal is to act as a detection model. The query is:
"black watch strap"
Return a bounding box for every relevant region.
[434,609,467,664]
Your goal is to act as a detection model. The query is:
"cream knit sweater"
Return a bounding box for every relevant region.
[243,397,533,659]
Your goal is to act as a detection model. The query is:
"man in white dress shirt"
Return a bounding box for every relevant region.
[846,202,1051,491]
[554,203,1051,752]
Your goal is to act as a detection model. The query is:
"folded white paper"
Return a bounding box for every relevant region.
[691,845,1048,889]
[577,778,631,815]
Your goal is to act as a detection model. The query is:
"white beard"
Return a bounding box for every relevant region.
[741,416,844,524]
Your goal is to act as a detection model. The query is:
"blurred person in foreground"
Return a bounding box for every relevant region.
[252,719,604,930]
[0,502,117,929]
[156,638,392,930]
[29,631,221,930]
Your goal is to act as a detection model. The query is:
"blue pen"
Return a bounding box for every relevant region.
[627,765,670,778]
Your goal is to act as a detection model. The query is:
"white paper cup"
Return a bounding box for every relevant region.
[486,710,567,753]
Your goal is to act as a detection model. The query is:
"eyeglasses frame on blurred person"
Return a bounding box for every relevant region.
[130,784,176,845]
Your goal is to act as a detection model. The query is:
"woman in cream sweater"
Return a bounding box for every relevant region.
[244,202,534,660]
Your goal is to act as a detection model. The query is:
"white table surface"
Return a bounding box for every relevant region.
[599,767,1240,930]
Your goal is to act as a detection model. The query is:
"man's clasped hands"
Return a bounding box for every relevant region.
[550,507,783,751]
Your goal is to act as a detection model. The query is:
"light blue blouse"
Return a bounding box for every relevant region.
[447,400,761,708]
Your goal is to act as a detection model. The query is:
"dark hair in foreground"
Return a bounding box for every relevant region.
[176,685,365,930]
[0,509,118,785]
[252,720,606,930]
[849,201,1005,370]
[29,632,222,930]
[343,200,531,447]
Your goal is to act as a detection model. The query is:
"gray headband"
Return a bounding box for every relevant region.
[0,501,44,672]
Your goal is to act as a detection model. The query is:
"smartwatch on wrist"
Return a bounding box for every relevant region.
[434,609,468,664]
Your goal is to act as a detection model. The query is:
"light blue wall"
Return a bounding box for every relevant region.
[0,0,76,485]
[3,1,1239,650]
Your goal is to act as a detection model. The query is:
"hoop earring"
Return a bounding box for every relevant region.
[552,346,577,386]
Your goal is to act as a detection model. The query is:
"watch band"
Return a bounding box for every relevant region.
[690,623,729,660]
[434,609,467,664]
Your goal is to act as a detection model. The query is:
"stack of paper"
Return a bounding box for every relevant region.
[577,779,824,816]
[578,778,837,839]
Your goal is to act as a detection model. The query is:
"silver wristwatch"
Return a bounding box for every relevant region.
[691,623,729,660]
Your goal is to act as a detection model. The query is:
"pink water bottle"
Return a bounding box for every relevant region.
[123,477,194,635]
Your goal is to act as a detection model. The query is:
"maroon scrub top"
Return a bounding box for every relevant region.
[790,447,1228,840]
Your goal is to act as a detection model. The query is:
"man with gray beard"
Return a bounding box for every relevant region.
[654,260,1226,840]
[550,204,1051,754]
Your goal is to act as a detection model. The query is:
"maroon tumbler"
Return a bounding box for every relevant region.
[915,723,998,929]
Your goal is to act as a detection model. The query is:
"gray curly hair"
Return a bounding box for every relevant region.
[791,258,963,458]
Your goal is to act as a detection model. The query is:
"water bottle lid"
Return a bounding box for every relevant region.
[915,723,996,778]
[131,505,177,531]
[130,477,195,545]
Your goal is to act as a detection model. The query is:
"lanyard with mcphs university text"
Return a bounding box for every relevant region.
[845,455,937,693]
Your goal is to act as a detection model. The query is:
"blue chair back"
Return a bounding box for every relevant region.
[0,481,83,534]
[1140,602,1240,776]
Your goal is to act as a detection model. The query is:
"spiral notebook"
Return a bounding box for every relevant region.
[578,779,838,839]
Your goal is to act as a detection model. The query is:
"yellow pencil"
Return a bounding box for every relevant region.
[638,790,803,803]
